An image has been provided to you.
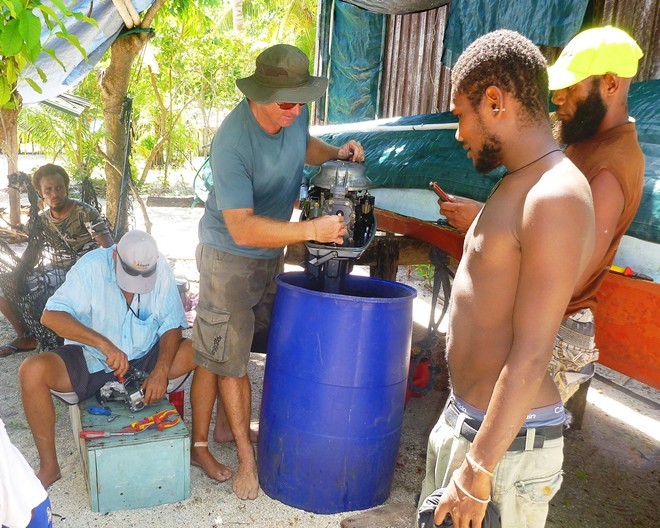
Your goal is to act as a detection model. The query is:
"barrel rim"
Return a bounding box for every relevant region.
[275,271,417,302]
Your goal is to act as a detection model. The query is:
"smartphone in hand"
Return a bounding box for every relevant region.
[429,181,452,202]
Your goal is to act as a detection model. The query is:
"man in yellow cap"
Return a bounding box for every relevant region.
[546,25,645,402]
[440,26,645,404]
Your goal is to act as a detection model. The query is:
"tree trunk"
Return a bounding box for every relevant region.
[99,0,164,231]
[148,65,167,171]
[231,0,244,32]
[0,105,22,227]
[100,35,144,230]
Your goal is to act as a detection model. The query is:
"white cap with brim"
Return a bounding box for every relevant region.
[116,230,159,294]
[236,44,328,104]
[548,26,643,91]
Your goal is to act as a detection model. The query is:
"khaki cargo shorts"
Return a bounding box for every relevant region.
[192,244,282,377]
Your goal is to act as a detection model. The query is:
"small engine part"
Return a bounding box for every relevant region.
[96,366,149,412]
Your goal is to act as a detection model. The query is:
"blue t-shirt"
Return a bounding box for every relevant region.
[198,99,310,259]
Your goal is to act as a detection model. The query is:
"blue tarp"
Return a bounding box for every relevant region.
[307,113,500,200]
[442,0,590,67]
[322,0,591,124]
[309,80,660,244]
[326,2,385,124]
[17,0,154,105]
[629,80,660,243]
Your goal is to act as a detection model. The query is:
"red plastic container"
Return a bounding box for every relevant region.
[168,390,185,419]
[405,358,431,405]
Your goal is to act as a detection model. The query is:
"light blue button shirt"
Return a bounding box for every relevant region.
[45,246,188,374]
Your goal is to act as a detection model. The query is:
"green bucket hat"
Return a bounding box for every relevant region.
[548,26,643,91]
[236,44,328,104]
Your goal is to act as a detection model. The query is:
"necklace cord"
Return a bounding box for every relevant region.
[126,294,141,319]
[486,148,563,201]
[505,148,562,177]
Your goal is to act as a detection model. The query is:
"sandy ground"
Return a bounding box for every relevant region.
[0,197,658,527]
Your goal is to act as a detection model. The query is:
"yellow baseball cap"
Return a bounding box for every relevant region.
[548,26,643,90]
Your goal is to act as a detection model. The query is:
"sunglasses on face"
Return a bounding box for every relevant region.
[276,102,306,110]
[117,252,157,278]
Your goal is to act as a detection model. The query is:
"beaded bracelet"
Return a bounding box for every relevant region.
[453,475,491,505]
[466,452,494,478]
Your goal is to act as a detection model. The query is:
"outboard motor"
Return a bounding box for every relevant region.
[300,160,376,293]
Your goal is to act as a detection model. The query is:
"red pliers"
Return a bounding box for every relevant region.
[125,409,181,432]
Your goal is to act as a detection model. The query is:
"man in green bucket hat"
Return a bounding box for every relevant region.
[191,44,365,500]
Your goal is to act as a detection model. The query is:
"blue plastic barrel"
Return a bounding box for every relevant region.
[258,272,416,514]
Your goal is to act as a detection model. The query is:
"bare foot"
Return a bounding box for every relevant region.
[37,465,62,489]
[191,443,232,482]
[213,421,259,444]
[233,459,259,500]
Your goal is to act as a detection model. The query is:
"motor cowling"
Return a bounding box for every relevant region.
[300,160,376,292]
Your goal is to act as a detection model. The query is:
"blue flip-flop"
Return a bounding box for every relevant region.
[0,343,35,358]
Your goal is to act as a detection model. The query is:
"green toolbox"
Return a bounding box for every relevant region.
[71,397,190,513]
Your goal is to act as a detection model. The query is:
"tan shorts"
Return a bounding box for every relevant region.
[419,403,564,528]
[192,244,282,377]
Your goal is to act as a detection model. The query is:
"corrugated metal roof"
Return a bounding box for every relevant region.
[41,94,91,117]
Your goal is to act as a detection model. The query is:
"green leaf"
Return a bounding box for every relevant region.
[1,19,23,56]
[25,77,43,95]
[1,0,22,17]
[36,66,48,83]
[71,11,99,28]
[55,31,87,60]
[14,53,27,71]
[49,0,70,16]
[19,10,42,51]
[6,60,17,85]
[40,12,53,31]
[48,14,68,34]
[43,47,65,70]
[27,42,42,62]
[576,470,587,480]
[0,77,11,107]
[34,5,66,32]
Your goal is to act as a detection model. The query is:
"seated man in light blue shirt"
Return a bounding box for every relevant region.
[19,230,196,489]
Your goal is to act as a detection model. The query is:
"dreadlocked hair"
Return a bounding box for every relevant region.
[451,30,549,123]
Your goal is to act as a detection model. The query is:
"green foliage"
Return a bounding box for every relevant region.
[18,0,321,189]
[217,0,318,60]
[139,134,158,152]
[413,264,436,291]
[151,10,255,113]
[18,101,105,182]
[0,0,96,108]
